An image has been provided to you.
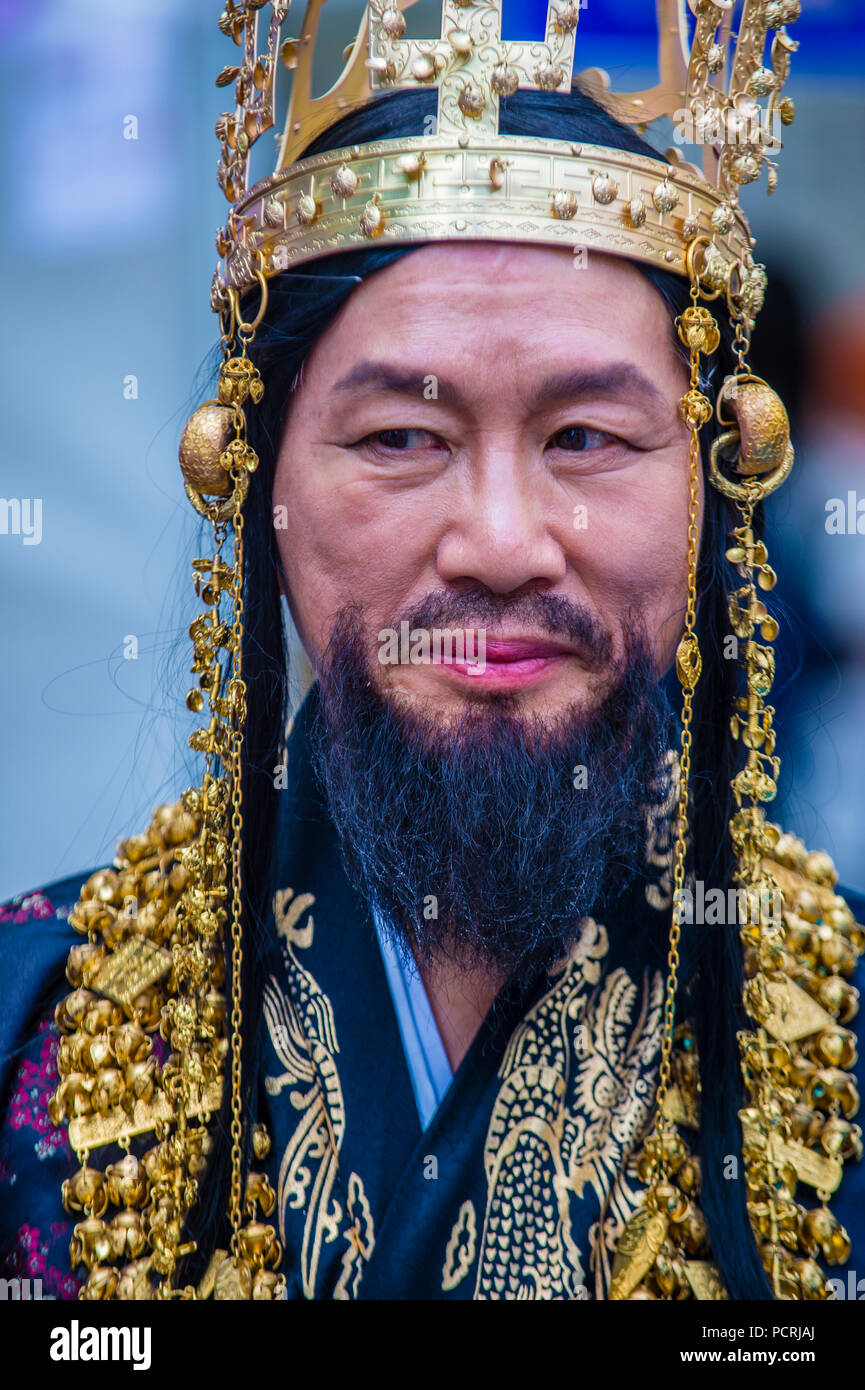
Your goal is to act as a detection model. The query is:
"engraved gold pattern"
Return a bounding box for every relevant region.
[209,0,799,308]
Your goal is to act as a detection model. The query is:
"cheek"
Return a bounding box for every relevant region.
[272,450,440,655]
[566,461,697,654]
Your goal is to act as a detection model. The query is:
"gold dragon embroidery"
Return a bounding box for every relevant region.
[264,886,375,1299]
[643,748,679,913]
[463,916,664,1300]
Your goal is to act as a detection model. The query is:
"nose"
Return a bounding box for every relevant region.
[435,447,568,595]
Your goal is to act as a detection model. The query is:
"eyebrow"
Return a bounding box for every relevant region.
[330,359,668,411]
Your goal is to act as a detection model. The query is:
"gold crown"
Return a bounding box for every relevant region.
[211,0,802,318]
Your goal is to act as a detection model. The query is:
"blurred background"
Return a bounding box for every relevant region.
[1,0,863,900]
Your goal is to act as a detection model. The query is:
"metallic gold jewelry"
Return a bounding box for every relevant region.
[611,255,864,1303]
[609,237,718,1302]
[210,0,795,320]
[715,302,862,1300]
[50,262,284,1301]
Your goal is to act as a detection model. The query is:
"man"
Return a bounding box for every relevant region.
[1,0,863,1303]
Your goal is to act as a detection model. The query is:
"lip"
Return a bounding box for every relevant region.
[434,632,578,690]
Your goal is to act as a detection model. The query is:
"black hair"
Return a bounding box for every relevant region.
[183,83,774,1299]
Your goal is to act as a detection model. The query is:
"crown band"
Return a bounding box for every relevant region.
[212,134,763,315]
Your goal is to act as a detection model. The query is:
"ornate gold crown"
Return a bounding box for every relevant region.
[211,0,801,318]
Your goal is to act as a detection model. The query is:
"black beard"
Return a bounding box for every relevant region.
[308,599,676,978]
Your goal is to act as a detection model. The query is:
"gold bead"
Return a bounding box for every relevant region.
[591,171,618,205]
[214,1255,252,1300]
[556,0,581,32]
[681,214,699,241]
[448,28,472,56]
[330,164,359,198]
[534,61,565,90]
[551,190,578,220]
[628,197,646,227]
[381,6,406,37]
[676,634,702,691]
[410,54,436,82]
[263,196,284,228]
[296,193,319,226]
[730,152,761,185]
[488,157,507,190]
[457,81,485,116]
[394,152,426,180]
[798,1259,828,1300]
[252,1270,286,1299]
[252,1123,272,1160]
[490,63,519,96]
[81,1265,119,1301]
[359,195,384,237]
[652,179,679,213]
[677,305,720,354]
[178,404,235,496]
[747,66,777,98]
[678,389,713,430]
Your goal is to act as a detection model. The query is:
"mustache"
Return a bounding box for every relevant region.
[382,589,615,668]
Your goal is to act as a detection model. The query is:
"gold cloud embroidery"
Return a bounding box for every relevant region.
[442,1200,477,1292]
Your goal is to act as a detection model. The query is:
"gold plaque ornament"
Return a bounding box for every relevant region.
[609,1208,669,1300]
[47,0,865,1302]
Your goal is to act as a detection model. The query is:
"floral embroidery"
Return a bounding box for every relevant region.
[0,892,58,926]
[4,1224,81,1299]
[8,1020,71,1161]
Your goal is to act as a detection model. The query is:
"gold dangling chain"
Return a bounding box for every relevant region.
[609,239,720,1301]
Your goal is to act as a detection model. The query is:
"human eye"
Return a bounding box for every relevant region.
[548,425,622,453]
[356,427,448,455]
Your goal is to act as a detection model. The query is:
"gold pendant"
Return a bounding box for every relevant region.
[683,1262,727,1300]
[87,936,172,1009]
[761,978,835,1044]
[213,1255,252,1300]
[609,1207,669,1301]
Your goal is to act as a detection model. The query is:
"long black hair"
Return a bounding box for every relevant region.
[184,82,774,1299]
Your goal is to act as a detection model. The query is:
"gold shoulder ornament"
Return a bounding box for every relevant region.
[49,279,285,1300]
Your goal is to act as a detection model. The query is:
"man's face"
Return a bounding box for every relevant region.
[274,243,696,720]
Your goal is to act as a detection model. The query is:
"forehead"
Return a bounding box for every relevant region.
[298,241,681,396]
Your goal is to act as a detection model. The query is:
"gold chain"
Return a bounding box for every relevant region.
[647,268,707,1171]
[227,472,246,1245]
[651,410,701,1142]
